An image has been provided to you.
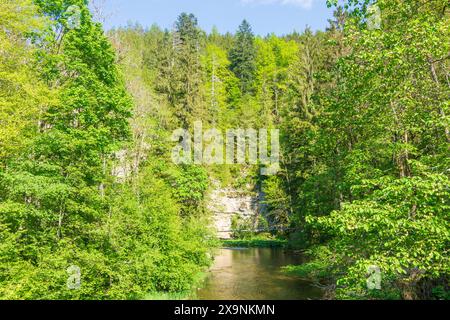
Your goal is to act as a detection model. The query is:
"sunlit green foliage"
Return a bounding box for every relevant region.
[273,0,450,300]
[0,0,52,161]
[1,0,448,300]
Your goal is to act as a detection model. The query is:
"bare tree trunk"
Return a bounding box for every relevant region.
[57,205,64,240]
[428,57,450,142]
[99,154,106,198]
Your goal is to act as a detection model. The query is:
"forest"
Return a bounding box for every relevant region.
[0,0,448,300]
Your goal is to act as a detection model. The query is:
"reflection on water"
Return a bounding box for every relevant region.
[196,248,323,300]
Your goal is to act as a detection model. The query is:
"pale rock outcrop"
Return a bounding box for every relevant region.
[207,182,262,239]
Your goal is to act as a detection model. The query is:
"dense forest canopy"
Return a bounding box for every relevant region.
[0,0,448,300]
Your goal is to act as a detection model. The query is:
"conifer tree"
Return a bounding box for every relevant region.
[229,20,257,94]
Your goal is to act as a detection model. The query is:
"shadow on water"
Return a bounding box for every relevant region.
[196,248,323,300]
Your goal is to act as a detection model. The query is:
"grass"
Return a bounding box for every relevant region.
[222,238,288,248]
[143,271,208,300]
[144,291,192,300]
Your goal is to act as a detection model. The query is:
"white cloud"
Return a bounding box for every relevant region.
[241,0,314,9]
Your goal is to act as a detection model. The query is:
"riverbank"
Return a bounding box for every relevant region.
[144,271,209,300]
[222,239,288,248]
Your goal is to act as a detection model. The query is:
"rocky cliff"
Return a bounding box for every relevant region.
[207,182,263,239]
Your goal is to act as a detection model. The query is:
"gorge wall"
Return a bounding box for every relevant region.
[208,182,265,239]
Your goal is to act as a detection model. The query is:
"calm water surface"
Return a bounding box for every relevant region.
[196,248,323,300]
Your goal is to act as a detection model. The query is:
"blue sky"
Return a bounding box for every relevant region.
[99,0,334,35]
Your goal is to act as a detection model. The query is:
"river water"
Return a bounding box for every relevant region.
[196,248,323,300]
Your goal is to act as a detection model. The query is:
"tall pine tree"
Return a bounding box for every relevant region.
[229,20,256,94]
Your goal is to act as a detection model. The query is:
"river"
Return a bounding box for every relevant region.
[196,248,323,300]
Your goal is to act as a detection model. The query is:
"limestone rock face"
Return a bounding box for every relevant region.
[208,183,261,239]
